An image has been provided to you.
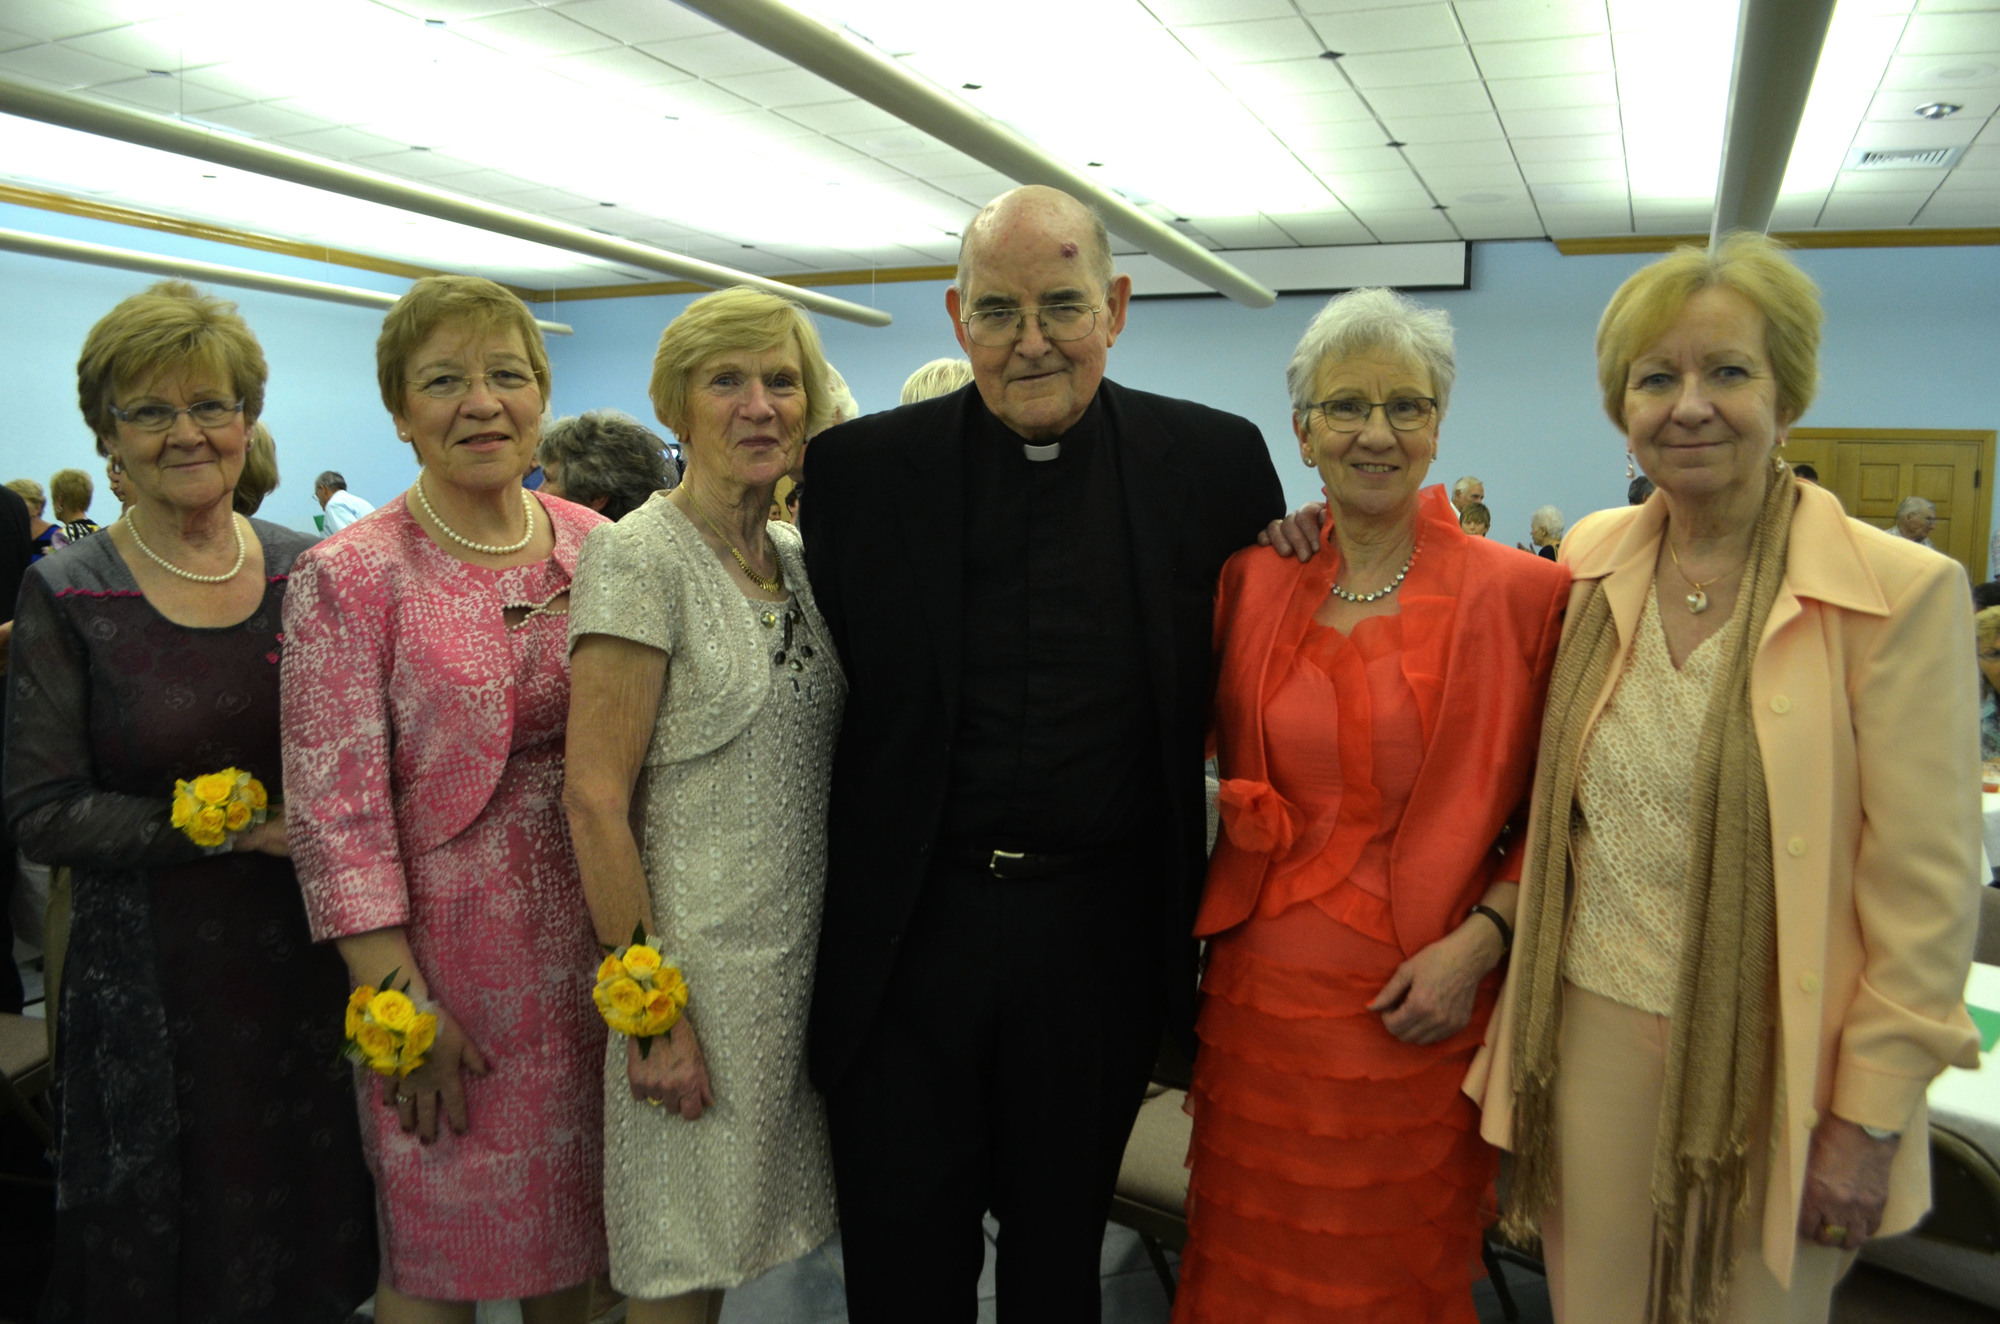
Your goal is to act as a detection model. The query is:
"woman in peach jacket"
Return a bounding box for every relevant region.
[1467,234,1980,1324]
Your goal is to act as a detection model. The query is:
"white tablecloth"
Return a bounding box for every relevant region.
[1928,963,2000,1162]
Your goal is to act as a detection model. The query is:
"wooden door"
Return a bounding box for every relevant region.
[1783,428,1996,584]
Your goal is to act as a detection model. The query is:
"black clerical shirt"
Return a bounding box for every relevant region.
[938,395,1162,853]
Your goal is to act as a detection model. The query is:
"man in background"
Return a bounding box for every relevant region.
[313,470,374,534]
[1452,473,1484,515]
[1894,495,1937,548]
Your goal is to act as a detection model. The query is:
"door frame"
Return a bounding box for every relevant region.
[1784,427,1997,583]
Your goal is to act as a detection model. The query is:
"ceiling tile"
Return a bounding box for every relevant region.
[1418,164,1529,192]
[1879,52,2000,92]
[1280,118,1397,152]
[1302,144,1417,175]
[1496,104,1622,138]
[1187,215,1302,247]
[0,27,37,55]
[1917,196,2000,223]
[1147,0,1299,22]
[775,99,904,135]
[1450,209,1545,240]
[1767,198,1828,230]
[372,1,540,20]
[1242,89,1375,127]
[703,108,826,143]
[1262,209,1375,244]
[1852,118,1982,149]
[1362,81,1494,118]
[277,125,408,160]
[1473,35,1614,80]
[830,124,943,157]
[1816,195,1930,226]
[1510,132,1623,163]
[1339,46,1480,89]
[1899,12,2000,55]
[1436,182,1532,206]
[1347,207,1458,240]
[2,1,126,43]
[927,171,1017,204]
[1519,156,1627,185]
[1401,139,1517,169]
[86,74,245,115]
[543,45,692,88]
[1977,127,2000,151]
[351,147,484,180]
[1937,168,2000,193]
[1454,0,1609,44]
[1536,201,1632,236]
[552,0,723,45]
[1628,203,1713,230]
[712,65,848,109]
[637,32,794,80]
[1218,55,1353,99]
[1832,167,1951,193]
[195,100,331,138]
[1530,179,1629,204]
[1305,5,1464,54]
[59,21,205,70]
[0,41,139,87]
[1388,111,1505,143]
[1865,87,2000,122]
[452,8,618,57]
[1318,166,1432,198]
[1485,72,1620,110]
[615,79,755,121]
[1172,17,1325,66]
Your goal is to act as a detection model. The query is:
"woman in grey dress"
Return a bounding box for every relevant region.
[564,286,846,1324]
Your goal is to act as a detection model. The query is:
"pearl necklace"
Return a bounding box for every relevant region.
[125,511,246,584]
[1328,539,1419,604]
[415,473,535,555]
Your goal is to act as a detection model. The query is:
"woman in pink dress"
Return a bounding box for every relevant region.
[282,276,609,1323]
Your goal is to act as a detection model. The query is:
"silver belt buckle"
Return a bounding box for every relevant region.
[989,849,1026,877]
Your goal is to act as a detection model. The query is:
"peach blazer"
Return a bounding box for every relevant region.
[1466,479,1983,1286]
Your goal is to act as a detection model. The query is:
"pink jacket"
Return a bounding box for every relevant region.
[1466,480,1982,1285]
[279,493,603,938]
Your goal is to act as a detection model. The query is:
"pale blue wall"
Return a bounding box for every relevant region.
[3,202,1996,553]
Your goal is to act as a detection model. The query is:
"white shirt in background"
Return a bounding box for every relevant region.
[322,489,374,534]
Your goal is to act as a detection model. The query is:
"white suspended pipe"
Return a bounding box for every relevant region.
[1711,0,1838,245]
[675,0,1279,309]
[0,79,894,327]
[0,225,576,334]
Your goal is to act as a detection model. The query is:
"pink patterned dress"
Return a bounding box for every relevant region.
[280,494,609,1300]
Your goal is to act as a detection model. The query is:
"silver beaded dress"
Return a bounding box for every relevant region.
[567,494,844,1298]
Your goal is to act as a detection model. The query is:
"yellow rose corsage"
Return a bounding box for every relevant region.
[592,926,688,1057]
[340,968,439,1078]
[171,767,270,848]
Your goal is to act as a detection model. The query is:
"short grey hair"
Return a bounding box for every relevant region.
[538,409,678,522]
[1453,475,1483,500]
[955,188,1116,300]
[1530,504,1565,542]
[901,357,974,405]
[1286,287,1456,418]
[315,471,345,491]
[1896,496,1935,521]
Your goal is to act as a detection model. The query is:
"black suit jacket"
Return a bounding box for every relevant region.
[801,379,1284,1091]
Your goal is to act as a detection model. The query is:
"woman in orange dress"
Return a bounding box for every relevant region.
[1175,288,1570,1323]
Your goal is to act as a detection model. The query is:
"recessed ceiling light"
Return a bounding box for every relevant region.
[1087,161,1104,167]
[1929,64,1996,82]
[962,83,982,90]
[1914,102,1963,120]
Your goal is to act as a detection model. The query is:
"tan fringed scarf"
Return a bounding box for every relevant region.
[1504,461,1796,1324]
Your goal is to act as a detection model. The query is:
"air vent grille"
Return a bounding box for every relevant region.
[1846,146,1965,170]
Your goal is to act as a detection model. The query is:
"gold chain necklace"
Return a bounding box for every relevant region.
[687,494,783,594]
[1664,538,1741,615]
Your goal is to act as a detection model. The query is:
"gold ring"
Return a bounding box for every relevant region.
[644,1097,662,1108]
[1821,1225,1847,1241]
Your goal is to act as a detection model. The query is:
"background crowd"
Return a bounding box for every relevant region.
[0,186,1986,1324]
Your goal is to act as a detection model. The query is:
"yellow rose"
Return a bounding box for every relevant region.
[604,977,646,1017]
[243,778,269,811]
[355,1021,394,1060]
[192,771,236,806]
[621,945,662,979]
[642,991,683,1035]
[171,792,197,829]
[369,989,417,1033]
[224,801,252,831]
[596,954,625,984]
[344,986,373,1039]
[189,806,227,847]
[405,1013,438,1063]
[653,967,688,1008]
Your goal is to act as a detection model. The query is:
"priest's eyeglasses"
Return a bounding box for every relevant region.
[961,303,1099,347]
[1305,396,1439,432]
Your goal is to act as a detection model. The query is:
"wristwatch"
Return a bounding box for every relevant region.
[1859,1123,1900,1141]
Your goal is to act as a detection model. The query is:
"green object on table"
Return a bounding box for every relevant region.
[1969,1004,2000,1054]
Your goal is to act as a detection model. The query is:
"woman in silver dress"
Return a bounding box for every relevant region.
[564,286,846,1324]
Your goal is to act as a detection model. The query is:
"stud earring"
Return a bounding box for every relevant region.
[1301,453,1316,468]
[1626,450,1636,481]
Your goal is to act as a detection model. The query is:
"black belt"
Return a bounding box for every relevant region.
[939,842,1132,880]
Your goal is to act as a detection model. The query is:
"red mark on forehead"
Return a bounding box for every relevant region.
[1059,241,1079,258]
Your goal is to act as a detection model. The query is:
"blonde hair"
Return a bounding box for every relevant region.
[376,275,549,417]
[76,280,267,453]
[49,468,94,517]
[233,421,280,516]
[901,357,974,404]
[648,286,834,444]
[1596,231,1821,430]
[5,478,44,517]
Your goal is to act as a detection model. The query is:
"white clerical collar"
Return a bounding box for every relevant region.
[1022,441,1062,462]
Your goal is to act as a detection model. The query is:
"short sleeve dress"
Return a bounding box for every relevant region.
[567,494,845,1298]
[282,495,609,1301]
[6,524,377,1323]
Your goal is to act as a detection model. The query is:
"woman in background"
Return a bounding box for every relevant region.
[284,275,608,1324]
[537,408,679,520]
[49,467,99,543]
[9,279,374,1323]
[4,478,58,558]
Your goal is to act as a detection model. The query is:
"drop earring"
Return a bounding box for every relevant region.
[1626,450,1636,481]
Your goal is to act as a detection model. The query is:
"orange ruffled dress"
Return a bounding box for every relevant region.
[1175,605,1498,1322]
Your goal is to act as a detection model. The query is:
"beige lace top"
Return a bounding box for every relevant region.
[1564,584,1737,1015]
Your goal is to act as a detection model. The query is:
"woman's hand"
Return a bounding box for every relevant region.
[381,1007,490,1143]
[625,1017,714,1121]
[1258,503,1326,562]
[1368,918,1506,1045]
[230,804,289,857]
[1797,1115,1898,1250]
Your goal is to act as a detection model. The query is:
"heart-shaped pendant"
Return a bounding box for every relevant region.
[1686,590,1710,614]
